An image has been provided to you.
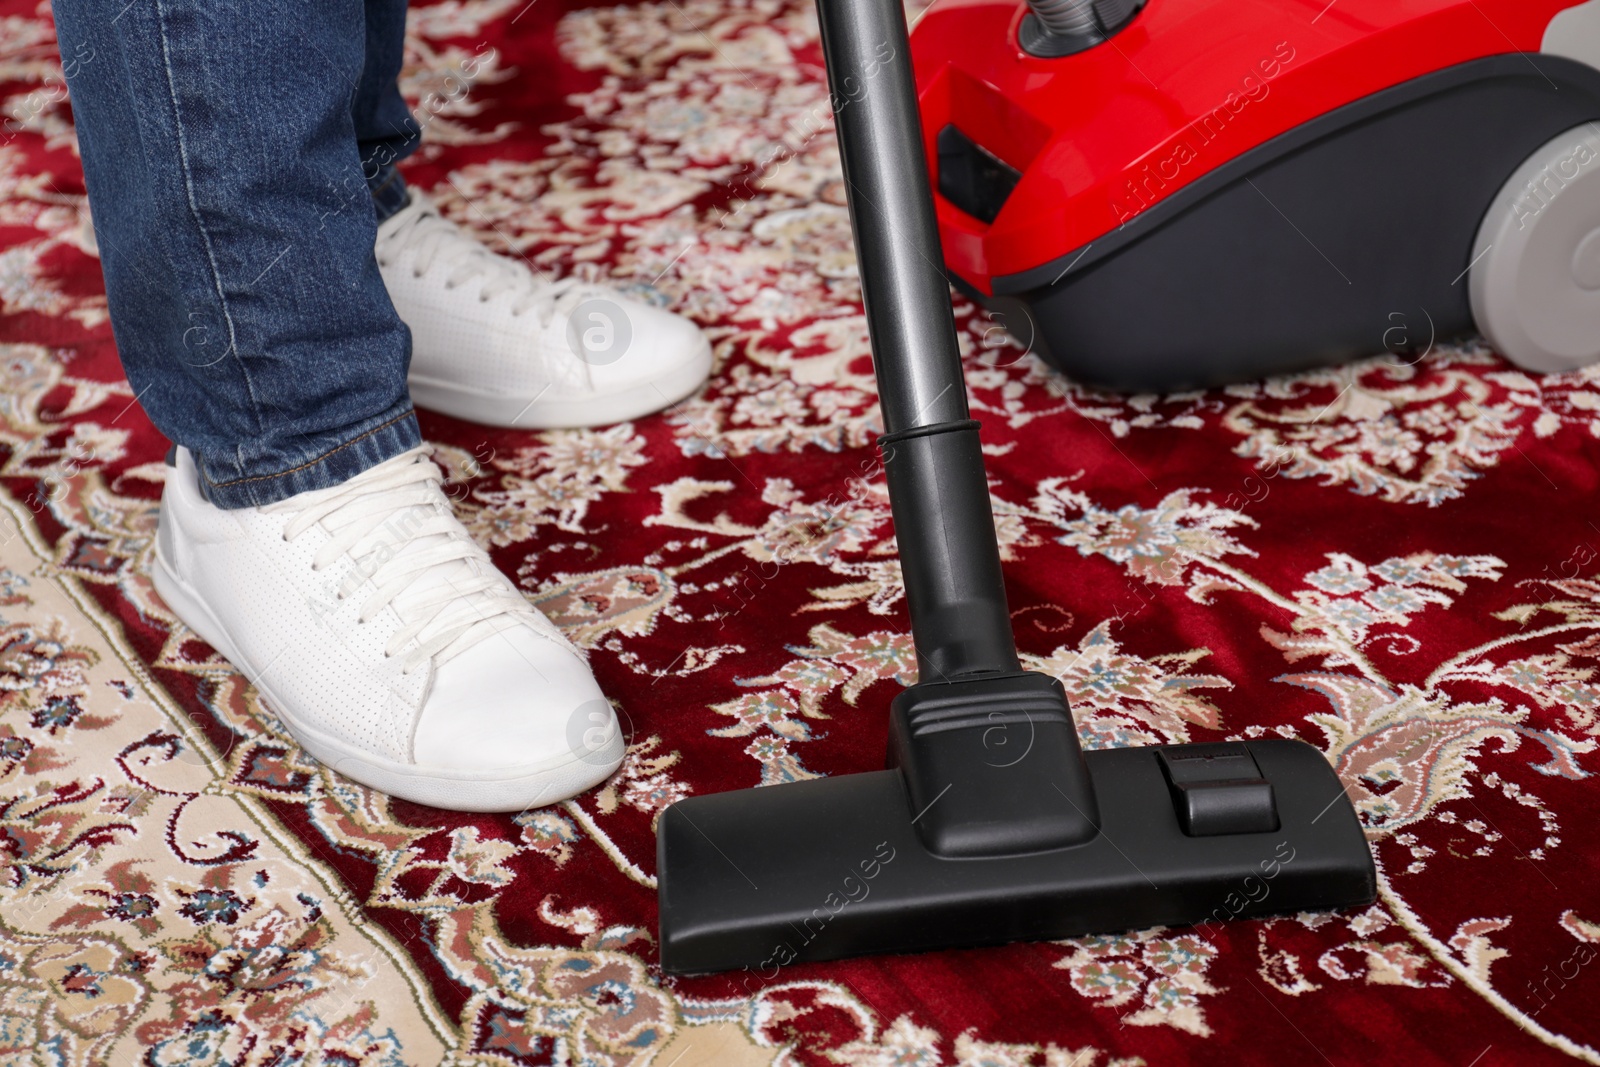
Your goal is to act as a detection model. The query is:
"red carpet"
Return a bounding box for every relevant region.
[1,0,1598,1062]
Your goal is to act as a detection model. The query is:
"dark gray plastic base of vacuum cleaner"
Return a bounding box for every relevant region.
[966,54,1600,392]
[657,739,1374,975]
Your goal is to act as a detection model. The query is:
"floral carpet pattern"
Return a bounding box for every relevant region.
[2,0,1600,1063]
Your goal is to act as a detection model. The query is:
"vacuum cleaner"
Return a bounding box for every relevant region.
[919,0,1600,389]
[655,0,1376,975]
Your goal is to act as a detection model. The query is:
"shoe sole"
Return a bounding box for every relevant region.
[408,337,713,429]
[151,546,622,812]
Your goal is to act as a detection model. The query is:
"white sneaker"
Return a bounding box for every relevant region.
[377,192,712,429]
[151,446,623,812]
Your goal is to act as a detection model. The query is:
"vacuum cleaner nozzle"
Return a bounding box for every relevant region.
[657,736,1373,975]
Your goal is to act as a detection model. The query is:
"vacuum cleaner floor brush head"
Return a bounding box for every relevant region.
[659,736,1372,975]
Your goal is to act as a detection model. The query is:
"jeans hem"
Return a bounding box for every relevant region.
[195,405,422,509]
[369,167,411,223]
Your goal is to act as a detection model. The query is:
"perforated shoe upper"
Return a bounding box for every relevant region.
[376,192,711,412]
[156,447,612,777]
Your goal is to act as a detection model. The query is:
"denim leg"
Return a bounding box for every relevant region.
[356,0,419,222]
[52,0,420,508]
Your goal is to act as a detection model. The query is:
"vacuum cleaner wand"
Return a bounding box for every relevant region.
[815,0,1100,859]
[817,0,966,438]
[817,0,1020,685]
[653,0,1376,976]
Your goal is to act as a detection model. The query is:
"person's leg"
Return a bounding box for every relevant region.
[52,0,623,811]
[53,0,419,507]
[354,0,420,222]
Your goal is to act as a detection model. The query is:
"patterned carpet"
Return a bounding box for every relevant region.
[2,0,1600,1062]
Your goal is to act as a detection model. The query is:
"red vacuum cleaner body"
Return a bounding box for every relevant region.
[913,0,1600,387]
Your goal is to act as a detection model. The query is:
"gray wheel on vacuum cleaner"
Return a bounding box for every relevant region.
[1470,122,1600,373]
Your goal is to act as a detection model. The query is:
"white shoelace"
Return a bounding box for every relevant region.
[375,201,604,325]
[267,447,549,675]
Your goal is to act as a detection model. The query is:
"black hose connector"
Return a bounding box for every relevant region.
[1020,0,1147,58]
[880,420,1020,681]
[889,670,1100,857]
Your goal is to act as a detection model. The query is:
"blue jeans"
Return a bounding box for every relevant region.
[53,0,424,507]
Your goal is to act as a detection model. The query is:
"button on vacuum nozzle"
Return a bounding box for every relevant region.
[1156,743,1280,837]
